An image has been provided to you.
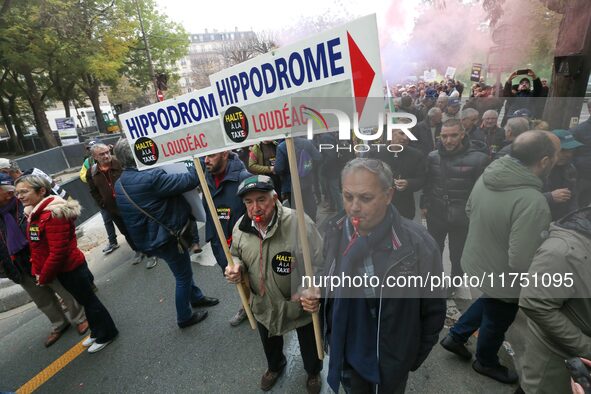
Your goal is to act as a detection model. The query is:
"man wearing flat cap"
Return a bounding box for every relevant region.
[225,175,323,393]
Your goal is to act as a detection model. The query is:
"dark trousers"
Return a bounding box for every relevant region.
[100,208,117,245]
[257,321,322,375]
[426,215,468,278]
[111,213,139,252]
[57,263,118,344]
[449,296,519,367]
[345,366,407,394]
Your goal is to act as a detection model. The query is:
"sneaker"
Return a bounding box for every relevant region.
[260,359,286,391]
[102,243,119,255]
[440,334,472,360]
[178,311,208,328]
[472,360,518,384]
[131,252,142,265]
[82,336,96,347]
[88,339,113,353]
[229,307,247,327]
[145,256,158,269]
[306,374,322,394]
[191,243,203,254]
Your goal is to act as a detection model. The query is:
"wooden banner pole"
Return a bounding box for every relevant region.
[193,158,257,330]
[284,138,324,360]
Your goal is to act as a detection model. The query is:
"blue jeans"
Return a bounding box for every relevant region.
[100,208,117,245]
[449,295,519,367]
[153,240,204,323]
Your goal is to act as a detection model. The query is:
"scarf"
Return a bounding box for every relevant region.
[327,209,394,392]
[0,198,28,255]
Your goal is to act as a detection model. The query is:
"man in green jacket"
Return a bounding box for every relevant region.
[518,206,591,394]
[440,130,560,384]
[225,175,322,393]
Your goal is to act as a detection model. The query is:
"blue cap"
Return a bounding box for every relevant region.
[510,108,532,118]
[0,173,13,186]
[449,98,461,106]
[552,129,584,150]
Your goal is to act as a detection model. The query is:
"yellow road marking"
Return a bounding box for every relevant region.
[16,337,89,394]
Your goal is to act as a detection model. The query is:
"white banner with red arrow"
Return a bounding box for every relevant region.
[209,14,383,145]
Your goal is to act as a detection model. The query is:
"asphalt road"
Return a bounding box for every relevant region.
[0,212,524,393]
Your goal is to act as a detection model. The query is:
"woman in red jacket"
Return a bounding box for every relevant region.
[15,174,118,353]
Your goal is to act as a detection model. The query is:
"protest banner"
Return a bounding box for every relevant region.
[471,63,483,82]
[119,88,225,169]
[119,14,385,345]
[445,66,456,80]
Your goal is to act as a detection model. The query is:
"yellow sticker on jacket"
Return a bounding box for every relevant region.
[29,224,40,241]
[272,252,294,276]
[217,207,230,220]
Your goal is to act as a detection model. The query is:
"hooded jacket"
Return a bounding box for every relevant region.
[26,196,85,285]
[518,207,591,393]
[230,201,323,336]
[461,156,551,300]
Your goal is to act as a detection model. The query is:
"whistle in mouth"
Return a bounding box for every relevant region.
[254,215,263,223]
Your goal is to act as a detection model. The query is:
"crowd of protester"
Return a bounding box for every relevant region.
[0,67,590,393]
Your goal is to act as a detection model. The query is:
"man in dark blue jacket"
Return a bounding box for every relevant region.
[201,150,251,326]
[310,158,445,393]
[113,139,218,329]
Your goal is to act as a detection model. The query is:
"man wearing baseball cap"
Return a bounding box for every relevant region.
[542,129,584,220]
[225,175,323,393]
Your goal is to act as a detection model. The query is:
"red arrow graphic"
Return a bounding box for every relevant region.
[347,32,375,120]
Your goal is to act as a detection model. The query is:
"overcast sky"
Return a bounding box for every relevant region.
[152,0,411,41]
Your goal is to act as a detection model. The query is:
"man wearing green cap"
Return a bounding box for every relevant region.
[543,129,583,220]
[225,175,323,393]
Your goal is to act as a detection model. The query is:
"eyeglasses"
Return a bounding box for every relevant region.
[14,189,33,197]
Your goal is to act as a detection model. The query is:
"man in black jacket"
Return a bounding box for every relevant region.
[501,69,542,126]
[422,119,490,283]
[370,129,425,219]
[304,158,445,393]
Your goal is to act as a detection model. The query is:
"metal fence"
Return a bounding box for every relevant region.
[13,133,124,224]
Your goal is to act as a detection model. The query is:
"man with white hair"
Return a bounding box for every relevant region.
[460,108,481,140]
[494,117,531,160]
[87,143,156,269]
[474,110,505,156]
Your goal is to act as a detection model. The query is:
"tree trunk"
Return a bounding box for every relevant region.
[542,0,591,129]
[0,97,23,153]
[81,75,107,134]
[8,95,26,144]
[23,70,57,147]
[62,98,71,118]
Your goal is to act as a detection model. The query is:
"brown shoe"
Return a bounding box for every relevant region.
[306,374,321,394]
[260,363,286,391]
[44,323,70,347]
[77,320,89,335]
